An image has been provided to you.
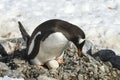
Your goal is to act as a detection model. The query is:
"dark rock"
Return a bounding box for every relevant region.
[7,61,19,70]
[0,44,8,57]
[109,56,120,70]
[93,49,116,61]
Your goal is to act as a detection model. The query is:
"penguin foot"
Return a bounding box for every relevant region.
[56,59,64,65]
[33,65,44,69]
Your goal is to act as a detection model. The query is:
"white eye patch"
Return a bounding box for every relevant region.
[79,38,85,44]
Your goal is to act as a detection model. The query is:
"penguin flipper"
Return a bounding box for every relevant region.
[18,21,30,42]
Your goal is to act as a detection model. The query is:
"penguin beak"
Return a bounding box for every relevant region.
[77,39,85,56]
[78,49,82,56]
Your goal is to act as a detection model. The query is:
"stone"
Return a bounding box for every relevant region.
[37,75,57,80]
[99,66,105,72]
[1,41,17,54]
[93,49,116,61]
[109,56,120,70]
[0,62,9,71]
[2,70,24,78]
[82,40,93,55]
[78,74,83,80]
[0,38,120,80]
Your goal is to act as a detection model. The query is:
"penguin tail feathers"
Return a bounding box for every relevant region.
[18,21,30,42]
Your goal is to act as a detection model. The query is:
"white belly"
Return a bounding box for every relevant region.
[35,32,68,65]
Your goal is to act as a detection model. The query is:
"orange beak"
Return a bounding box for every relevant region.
[78,49,82,56]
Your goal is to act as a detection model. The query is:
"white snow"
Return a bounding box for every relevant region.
[0,0,120,56]
[0,76,24,80]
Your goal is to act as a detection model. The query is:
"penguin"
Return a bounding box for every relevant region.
[18,19,85,69]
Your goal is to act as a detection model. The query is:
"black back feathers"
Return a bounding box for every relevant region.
[30,19,85,44]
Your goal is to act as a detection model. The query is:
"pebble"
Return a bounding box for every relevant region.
[2,70,24,78]
[37,75,57,80]
[99,66,105,72]
[78,74,83,80]
[0,38,120,80]
[0,62,9,71]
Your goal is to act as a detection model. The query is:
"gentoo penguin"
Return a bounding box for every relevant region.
[18,19,85,69]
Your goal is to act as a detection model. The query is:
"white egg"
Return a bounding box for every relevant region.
[46,60,59,69]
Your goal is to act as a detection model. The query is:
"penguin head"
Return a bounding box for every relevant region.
[78,38,85,49]
[72,32,85,56]
[76,38,85,56]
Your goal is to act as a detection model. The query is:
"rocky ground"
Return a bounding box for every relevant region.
[0,38,120,80]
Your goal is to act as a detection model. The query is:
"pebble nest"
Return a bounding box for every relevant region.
[0,38,120,80]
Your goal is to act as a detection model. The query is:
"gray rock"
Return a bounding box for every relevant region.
[0,62,9,71]
[0,38,120,80]
[2,70,24,78]
[78,74,83,80]
[37,75,57,80]
[82,40,94,55]
[82,40,105,55]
